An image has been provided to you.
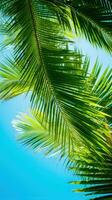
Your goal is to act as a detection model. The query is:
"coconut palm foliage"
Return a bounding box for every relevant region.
[0,54,111,154]
[70,145,112,200]
[13,113,112,200]
[8,62,112,199]
[44,0,112,51]
[0,0,112,199]
[1,0,112,50]
[0,60,30,99]
[13,111,73,160]
[0,0,111,150]
[19,117,112,200]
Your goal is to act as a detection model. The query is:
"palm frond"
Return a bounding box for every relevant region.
[12,111,77,161]
[0,59,29,99]
[0,0,111,154]
[45,0,112,51]
[0,1,112,199]
[13,99,112,200]
[92,67,112,125]
[81,60,112,125]
[70,145,112,200]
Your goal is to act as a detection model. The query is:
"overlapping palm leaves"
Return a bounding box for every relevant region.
[44,0,112,51]
[0,0,112,199]
[13,63,112,199]
[0,59,30,99]
[70,144,112,199]
[12,59,112,199]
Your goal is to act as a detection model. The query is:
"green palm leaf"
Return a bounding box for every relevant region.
[13,111,75,159]
[45,0,112,51]
[92,67,112,125]
[0,59,29,99]
[0,1,112,199]
[70,145,112,200]
[82,60,112,125]
[12,60,112,199]
[13,108,112,199]
[0,0,110,154]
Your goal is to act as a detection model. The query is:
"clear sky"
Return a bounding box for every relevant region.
[0,95,88,200]
[0,34,112,200]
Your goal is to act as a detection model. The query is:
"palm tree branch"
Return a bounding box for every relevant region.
[45,0,112,51]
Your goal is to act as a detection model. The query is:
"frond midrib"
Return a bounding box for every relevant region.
[27,0,79,148]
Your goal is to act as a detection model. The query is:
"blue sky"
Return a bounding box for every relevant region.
[76,38,112,69]
[0,95,87,200]
[0,33,112,200]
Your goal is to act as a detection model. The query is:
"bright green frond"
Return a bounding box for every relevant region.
[0,59,30,99]
[12,111,73,159]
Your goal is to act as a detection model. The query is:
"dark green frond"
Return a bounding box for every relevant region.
[45,0,112,51]
[70,144,112,200]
